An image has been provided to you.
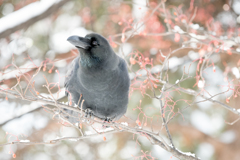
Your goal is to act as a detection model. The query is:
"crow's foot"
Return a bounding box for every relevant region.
[102,117,113,128]
[84,108,93,119]
[104,117,112,123]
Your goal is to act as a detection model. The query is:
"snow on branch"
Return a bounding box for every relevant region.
[0,0,70,38]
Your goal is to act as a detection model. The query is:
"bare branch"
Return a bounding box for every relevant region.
[0,88,200,160]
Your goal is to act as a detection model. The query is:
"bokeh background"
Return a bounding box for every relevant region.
[0,0,240,159]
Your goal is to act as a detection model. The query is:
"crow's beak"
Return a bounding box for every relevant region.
[67,36,91,49]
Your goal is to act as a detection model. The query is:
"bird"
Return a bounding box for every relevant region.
[64,33,130,122]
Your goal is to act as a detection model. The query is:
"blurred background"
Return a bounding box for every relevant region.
[0,0,240,159]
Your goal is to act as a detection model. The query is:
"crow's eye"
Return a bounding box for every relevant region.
[92,41,98,46]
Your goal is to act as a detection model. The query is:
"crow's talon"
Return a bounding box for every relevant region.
[104,117,112,123]
[102,117,112,128]
[85,108,93,118]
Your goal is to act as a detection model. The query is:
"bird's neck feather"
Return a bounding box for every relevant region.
[79,52,118,70]
[80,54,102,68]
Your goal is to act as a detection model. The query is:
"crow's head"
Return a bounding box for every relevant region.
[67,33,115,68]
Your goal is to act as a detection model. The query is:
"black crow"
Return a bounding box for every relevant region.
[65,33,130,122]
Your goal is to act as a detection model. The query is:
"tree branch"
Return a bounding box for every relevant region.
[0,0,70,38]
[0,88,200,160]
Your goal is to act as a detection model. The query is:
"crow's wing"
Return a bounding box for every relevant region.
[64,57,79,96]
[63,57,80,124]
